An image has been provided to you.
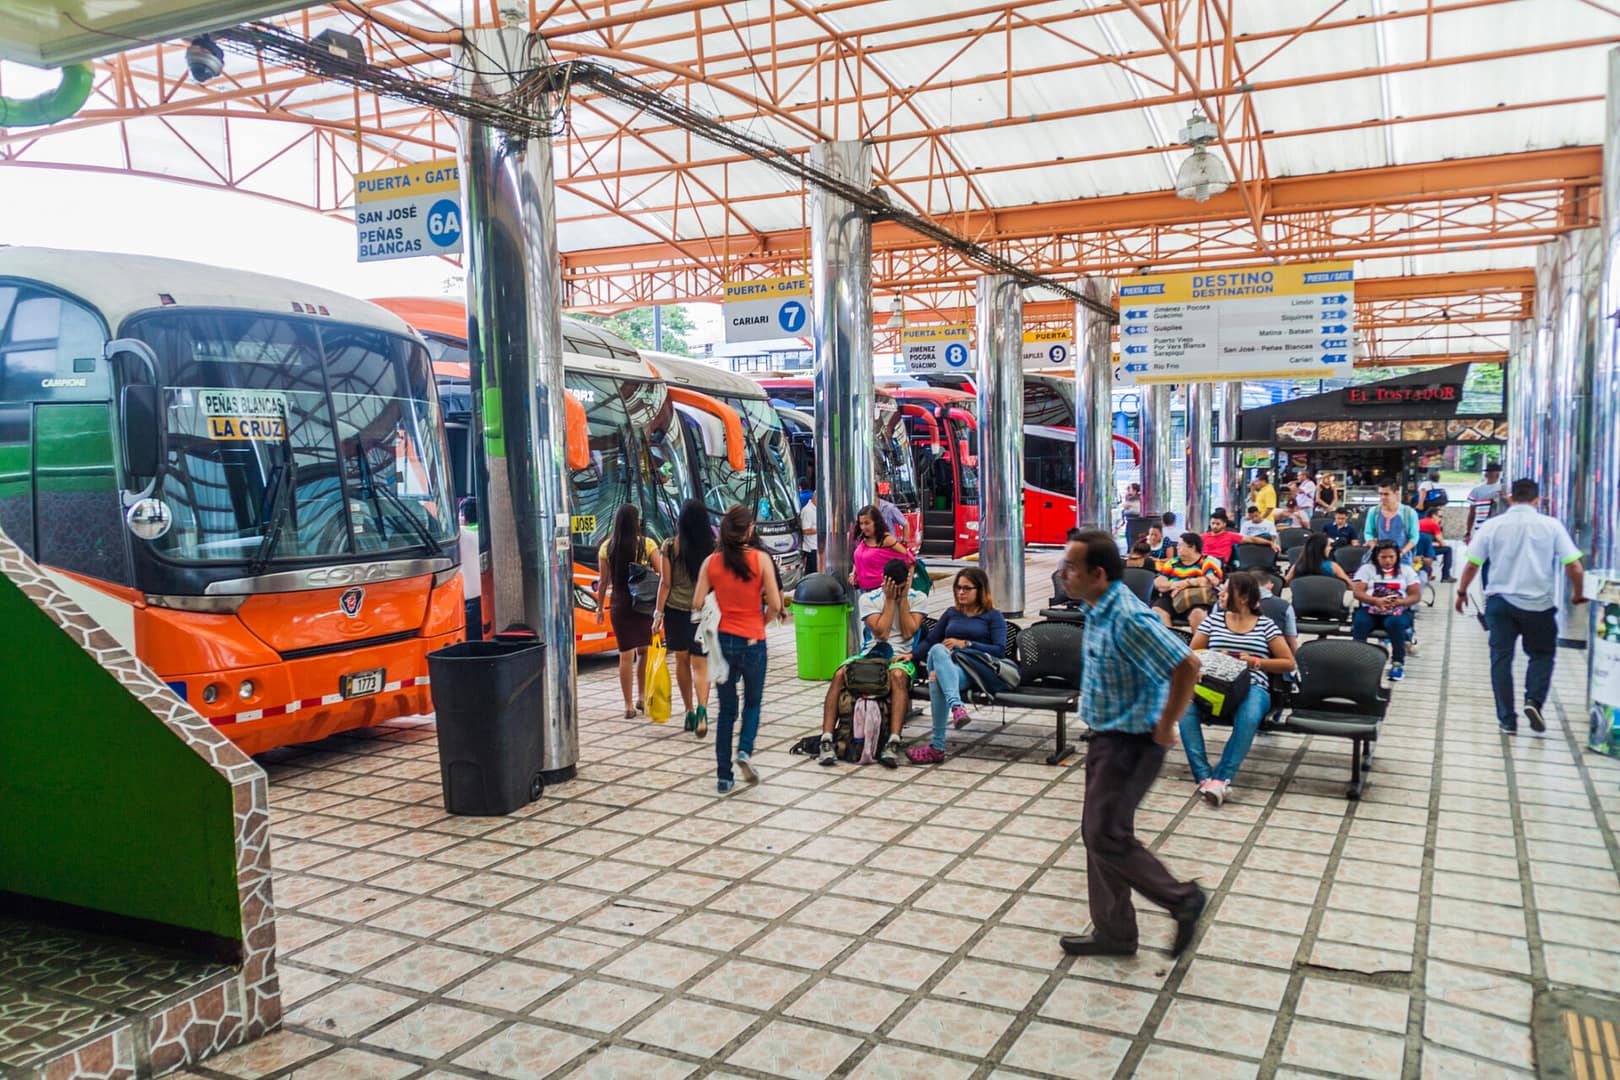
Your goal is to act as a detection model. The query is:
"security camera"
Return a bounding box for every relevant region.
[186,35,225,83]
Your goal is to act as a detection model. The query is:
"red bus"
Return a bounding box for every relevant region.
[879,386,980,559]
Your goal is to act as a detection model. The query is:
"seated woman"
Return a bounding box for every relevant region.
[1153,532,1223,632]
[1124,541,1155,569]
[1179,571,1296,807]
[1283,532,1355,588]
[907,567,1007,765]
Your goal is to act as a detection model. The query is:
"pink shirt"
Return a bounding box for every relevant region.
[853,539,908,590]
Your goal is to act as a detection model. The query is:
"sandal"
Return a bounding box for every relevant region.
[623,708,636,719]
[907,745,945,765]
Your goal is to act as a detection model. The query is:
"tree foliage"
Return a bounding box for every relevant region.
[574,306,696,357]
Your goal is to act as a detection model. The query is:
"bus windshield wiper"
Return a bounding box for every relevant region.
[355,439,439,557]
[250,438,298,576]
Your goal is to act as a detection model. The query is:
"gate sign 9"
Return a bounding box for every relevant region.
[354,159,463,263]
[1021,329,1073,371]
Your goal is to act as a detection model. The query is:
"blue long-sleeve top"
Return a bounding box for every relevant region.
[920,607,1008,658]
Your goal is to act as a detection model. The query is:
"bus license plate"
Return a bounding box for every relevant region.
[342,669,385,698]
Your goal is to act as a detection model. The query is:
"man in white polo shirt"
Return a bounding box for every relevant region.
[1454,478,1586,735]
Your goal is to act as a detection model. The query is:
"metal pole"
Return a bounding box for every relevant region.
[1530,241,1563,490]
[1139,383,1173,519]
[653,305,664,352]
[1506,319,1532,482]
[1185,381,1212,530]
[809,140,874,649]
[1074,280,1115,529]
[1548,228,1602,553]
[1595,48,1620,575]
[1220,382,1244,512]
[457,26,576,782]
[976,274,1024,616]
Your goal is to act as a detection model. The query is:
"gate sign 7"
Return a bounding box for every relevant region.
[354,159,463,262]
[723,277,812,343]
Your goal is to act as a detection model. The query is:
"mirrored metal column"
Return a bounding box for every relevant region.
[1184,381,1212,529]
[808,141,874,647]
[1219,382,1245,511]
[1506,319,1533,483]
[456,26,576,781]
[1529,240,1564,489]
[976,274,1024,615]
[1074,280,1115,529]
[1547,229,1602,550]
[1138,383,1173,519]
[1595,48,1620,576]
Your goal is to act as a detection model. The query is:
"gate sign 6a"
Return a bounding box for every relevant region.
[1021,328,1074,372]
[354,159,462,262]
[902,323,973,374]
[723,276,811,343]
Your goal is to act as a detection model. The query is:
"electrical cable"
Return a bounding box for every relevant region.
[217,20,1114,320]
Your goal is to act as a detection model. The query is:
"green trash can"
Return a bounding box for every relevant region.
[792,572,852,681]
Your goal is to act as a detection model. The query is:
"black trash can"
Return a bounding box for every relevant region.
[1125,513,1160,549]
[427,640,546,815]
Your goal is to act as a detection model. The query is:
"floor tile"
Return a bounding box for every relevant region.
[726,1020,862,1080]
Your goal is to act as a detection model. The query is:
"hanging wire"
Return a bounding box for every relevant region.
[218,20,1113,320]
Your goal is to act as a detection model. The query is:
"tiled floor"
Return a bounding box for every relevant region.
[178,559,1620,1079]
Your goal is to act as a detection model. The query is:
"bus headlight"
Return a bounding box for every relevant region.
[574,585,600,612]
[202,683,221,705]
[238,680,255,700]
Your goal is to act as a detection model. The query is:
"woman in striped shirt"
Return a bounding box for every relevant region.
[1178,571,1296,807]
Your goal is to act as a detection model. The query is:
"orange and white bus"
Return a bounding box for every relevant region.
[371,298,694,655]
[0,248,463,754]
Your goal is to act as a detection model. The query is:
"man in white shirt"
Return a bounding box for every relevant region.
[1455,478,1586,735]
[800,496,818,573]
[818,558,929,767]
[1239,504,1279,548]
[1293,470,1317,513]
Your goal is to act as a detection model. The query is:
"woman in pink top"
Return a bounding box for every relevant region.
[849,504,911,590]
[693,506,785,794]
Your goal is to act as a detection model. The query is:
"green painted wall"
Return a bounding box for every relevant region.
[0,571,242,943]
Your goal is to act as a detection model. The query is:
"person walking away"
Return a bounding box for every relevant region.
[1468,462,1507,513]
[596,504,663,718]
[654,498,714,737]
[907,568,1008,764]
[692,506,785,793]
[1454,478,1586,735]
[1350,541,1421,680]
[800,494,818,574]
[1056,530,1206,957]
[1417,469,1447,510]
[1417,506,1455,582]
[819,557,928,768]
[1363,481,1420,565]
[1179,572,1295,806]
[850,504,910,591]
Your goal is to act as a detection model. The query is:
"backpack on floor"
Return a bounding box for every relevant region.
[843,656,890,697]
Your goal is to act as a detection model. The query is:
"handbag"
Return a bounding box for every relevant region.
[627,535,662,616]
[952,648,1018,695]
[643,634,671,723]
[1172,584,1217,614]
[1192,649,1252,721]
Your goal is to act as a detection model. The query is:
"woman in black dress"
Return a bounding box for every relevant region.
[595,503,663,718]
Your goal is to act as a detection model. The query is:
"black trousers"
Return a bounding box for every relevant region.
[1083,731,1201,943]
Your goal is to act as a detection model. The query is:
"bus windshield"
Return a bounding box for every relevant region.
[133,311,455,565]
[875,402,920,512]
[949,416,980,506]
[567,372,690,565]
[734,396,800,526]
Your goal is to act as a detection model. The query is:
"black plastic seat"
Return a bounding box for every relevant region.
[1232,542,1279,573]
[1282,544,1305,569]
[983,619,1084,765]
[1279,527,1311,550]
[1285,638,1390,799]
[1122,567,1156,605]
[1332,545,1368,577]
[1291,575,1351,637]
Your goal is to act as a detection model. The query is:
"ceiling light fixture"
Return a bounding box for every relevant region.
[885,298,907,330]
[1174,112,1231,203]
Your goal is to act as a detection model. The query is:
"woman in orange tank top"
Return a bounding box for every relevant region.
[693,505,784,794]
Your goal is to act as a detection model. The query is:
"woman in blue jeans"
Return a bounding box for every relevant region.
[692,506,784,793]
[907,567,1008,764]
[1179,572,1296,807]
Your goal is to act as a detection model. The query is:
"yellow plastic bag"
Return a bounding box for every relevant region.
[644,634,672,723]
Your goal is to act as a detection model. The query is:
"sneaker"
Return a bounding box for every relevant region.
[717,778,735,795]
[877,734,899,770]
[1201,779,1228,807]
[1498,720,1519,735]
[1195,778,1212,797]
[734,751,759,786]
[1525,703,1546,733]
[951,704,972,729]
[907,744,945,765]
[817,734,838,767]
[1389,664,1404,681]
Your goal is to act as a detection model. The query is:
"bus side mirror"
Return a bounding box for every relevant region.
[120,383,160,478]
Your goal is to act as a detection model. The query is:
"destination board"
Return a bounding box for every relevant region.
[1118,261,1355,383]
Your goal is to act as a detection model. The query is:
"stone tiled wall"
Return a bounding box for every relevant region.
[0,527,281,1070]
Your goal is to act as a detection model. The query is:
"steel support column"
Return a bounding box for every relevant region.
[1596,49,1620,576]
[1529,241,1563,489]
[1185,382,1212,531]
[808,140,874,648]
[975,274,1024,615]
[1139,384,1173,521]
[1219,382,1245,512]
[1074,280,1115,529]
[1506,319,1533,483]
[456,27,576,782]
[1547,228,1602,551]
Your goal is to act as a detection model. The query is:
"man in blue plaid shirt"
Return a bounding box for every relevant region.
[1057,529,1207,957]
